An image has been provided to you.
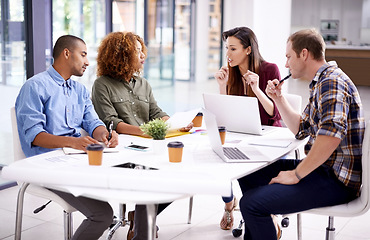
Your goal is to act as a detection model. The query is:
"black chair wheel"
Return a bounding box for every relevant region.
[232,228,243,238]
[281,217,289,228]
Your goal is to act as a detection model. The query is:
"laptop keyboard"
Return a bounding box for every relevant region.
[223,147,249,159]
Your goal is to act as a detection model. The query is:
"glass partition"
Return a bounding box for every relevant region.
[112,0,137,32]
[144,0,175,87]
[208,0,223,78]
[52,0,106,90]
[0,0,25,87]
[174,0,191,81]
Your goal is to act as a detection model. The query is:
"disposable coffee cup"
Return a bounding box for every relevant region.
[192,112,203,127]
[167,141,184,163]
[218,126,226,145]
[86,144,104,166]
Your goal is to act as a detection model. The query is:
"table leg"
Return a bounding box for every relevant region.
[146,204,157,240]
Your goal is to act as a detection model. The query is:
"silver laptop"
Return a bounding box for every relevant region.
[203,93,277,135]
[202,108,270,163]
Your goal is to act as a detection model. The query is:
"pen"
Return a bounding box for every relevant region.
[275,73,291,86]
[108,120,113,141]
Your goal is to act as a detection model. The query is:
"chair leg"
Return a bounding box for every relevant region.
[188,196,193,224]
[146,204,157,240]
[106,204,128,240]
[15,182,29,240]
[297,213,303,240]
[295,149,300,159]
[325,216,335,240]
[64,211,73,240]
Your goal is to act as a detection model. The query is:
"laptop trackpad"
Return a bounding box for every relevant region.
[236,145,269,161]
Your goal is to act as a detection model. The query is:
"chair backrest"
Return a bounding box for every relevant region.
[285,93,302,113]
[281,93,302,127]
[10,107,26,161]
[307,120,370,217]
[358,120,370,210]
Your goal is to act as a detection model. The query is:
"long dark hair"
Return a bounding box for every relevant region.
[222,27,264,96]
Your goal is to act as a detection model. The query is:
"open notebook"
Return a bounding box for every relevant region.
[63,147,119,155]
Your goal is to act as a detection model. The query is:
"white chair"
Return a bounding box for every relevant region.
[11,107,77,240]
[296,120,370,240]
[282,93,303,160]
[281,93,302,128]
[285,93,302,113]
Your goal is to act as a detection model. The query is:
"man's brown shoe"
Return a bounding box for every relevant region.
[127,211,135,240]
[126,210,159,239]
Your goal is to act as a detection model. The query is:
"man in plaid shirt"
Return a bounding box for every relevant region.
[237,28,365,240]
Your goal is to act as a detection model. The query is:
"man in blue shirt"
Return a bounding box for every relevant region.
[15,35,119,239]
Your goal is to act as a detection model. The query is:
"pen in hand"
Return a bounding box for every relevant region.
[108,120,113,141]
[275,73,292,86]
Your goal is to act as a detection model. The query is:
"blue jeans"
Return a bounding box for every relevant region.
[238,159,358,240]
[222,187,234,203]
[222,154,289,204]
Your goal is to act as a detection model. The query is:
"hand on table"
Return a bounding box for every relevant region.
[179,122,194,132]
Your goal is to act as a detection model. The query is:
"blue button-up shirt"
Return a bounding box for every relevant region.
[15,66,104,157]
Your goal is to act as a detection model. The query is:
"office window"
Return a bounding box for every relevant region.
[113,0,137,32]
[174,0,191,81]
[208,0,222,78]
[52,0,106,90]
[0,0,26,87]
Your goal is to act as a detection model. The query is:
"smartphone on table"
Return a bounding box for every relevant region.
[124,144,149,151]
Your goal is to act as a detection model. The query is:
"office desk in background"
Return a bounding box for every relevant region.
[2,126,307,240]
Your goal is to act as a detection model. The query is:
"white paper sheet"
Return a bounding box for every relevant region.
[247,139,292,148]
[166,108,202,130]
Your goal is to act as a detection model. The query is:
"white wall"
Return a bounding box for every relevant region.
[291,0,363,45]
[363,0,370,28]
[194,0,210,82]
[223,0,292,77]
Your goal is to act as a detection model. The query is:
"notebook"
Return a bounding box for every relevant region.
[202,108,270,163]
[63,147,119,155]
[202,93,277,135]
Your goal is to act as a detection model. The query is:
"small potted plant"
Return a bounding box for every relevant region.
[140,118,169,140]
[140,119,169,154]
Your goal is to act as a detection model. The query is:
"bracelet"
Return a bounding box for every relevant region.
[295,169,302,181]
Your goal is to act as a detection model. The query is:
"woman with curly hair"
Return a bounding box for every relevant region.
[92,31,171,136]
[92,31,190,240]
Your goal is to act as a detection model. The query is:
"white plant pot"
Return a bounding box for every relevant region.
[152,139,167,155]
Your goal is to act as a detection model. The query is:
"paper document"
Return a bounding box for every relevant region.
[248,139,292,148]
[166,108,202,130]
[63,147,119,155]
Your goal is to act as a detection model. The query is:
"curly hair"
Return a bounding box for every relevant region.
[96,32,147,81]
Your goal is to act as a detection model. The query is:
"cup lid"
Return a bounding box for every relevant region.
[167,141,184,148]
[196,112,203,116]
[86,144,104,151]
[218,126,226,131]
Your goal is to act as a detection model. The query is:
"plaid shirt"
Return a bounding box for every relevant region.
[296,62,365,194]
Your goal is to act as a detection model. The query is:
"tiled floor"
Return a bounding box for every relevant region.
[1,77,370,240]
